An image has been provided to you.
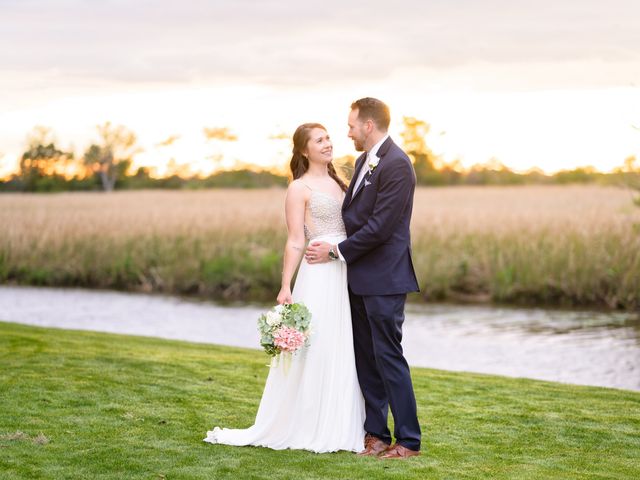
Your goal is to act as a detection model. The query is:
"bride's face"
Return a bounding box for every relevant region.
[304,128,333,165]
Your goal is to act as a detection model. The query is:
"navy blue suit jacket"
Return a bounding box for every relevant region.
[338,137,420,296]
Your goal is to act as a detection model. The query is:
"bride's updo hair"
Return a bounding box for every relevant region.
[290,123,348,192]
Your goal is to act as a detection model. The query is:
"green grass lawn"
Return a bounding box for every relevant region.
[1,321,639,480]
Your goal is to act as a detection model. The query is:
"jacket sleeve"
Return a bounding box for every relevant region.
[338,158,414,264]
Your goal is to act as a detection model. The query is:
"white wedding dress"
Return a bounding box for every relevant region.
[203,187,366,453]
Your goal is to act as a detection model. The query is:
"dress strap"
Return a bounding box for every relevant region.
[300,181,313,191]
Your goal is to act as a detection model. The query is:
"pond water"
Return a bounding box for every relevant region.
[1,286,638,391]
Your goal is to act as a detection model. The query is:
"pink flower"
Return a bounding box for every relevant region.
[272,326,306,353]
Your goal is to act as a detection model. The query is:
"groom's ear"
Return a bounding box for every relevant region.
[364,119,374,133]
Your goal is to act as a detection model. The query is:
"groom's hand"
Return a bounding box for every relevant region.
[305,241,331,264]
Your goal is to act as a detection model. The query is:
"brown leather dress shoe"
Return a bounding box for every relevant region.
[379,443,421,459]
[357,434,390,457]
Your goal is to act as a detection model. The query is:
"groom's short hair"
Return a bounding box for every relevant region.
[351,97,390,132]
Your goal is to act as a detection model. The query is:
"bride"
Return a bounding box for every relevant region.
[203,123,366,453]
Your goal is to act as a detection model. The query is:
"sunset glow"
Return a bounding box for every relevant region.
[1,1,639,178]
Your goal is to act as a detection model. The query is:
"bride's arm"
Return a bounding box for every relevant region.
[277,181,307,304]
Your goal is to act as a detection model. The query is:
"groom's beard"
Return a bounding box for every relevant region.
[352,134,367,152]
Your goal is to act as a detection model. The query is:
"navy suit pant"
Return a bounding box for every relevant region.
[349,287,421,451]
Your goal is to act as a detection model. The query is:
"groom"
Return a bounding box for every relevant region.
[306,97,421,459]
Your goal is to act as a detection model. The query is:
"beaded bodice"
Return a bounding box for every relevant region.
[304,190,347,240]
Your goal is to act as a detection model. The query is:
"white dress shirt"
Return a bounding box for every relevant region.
[336,134,390,261]
[351,134,389,199]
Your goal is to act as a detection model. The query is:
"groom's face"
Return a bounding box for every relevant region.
[348,108,368,152]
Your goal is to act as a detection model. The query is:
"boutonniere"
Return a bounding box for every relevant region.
[368,155,380,174]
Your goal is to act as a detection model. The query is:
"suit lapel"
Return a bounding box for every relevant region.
[349,170,369,205]
[376,136,393,159]
[345,137,394,208]
[343,153,367,210]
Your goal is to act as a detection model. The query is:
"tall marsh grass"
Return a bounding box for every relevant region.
[1,186,638,309]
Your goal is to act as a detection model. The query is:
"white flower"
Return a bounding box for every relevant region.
[266,310,282,327]
[368,155,380,173]
[274,304,285,314]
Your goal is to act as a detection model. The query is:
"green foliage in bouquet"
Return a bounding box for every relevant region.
[257,303,312,357]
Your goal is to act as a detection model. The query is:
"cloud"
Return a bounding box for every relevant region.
[1,0,639,89]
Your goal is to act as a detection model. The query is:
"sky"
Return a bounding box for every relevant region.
[1,0,639,177]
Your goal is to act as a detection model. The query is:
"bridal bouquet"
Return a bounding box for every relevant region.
[257,303,311,358]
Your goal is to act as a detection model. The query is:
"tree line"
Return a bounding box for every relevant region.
[1,118,639,193]
[2,123,286,192]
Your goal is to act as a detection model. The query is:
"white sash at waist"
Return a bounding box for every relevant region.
[307,233,347,244]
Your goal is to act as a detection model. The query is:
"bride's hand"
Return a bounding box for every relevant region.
[277,287,293,305]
